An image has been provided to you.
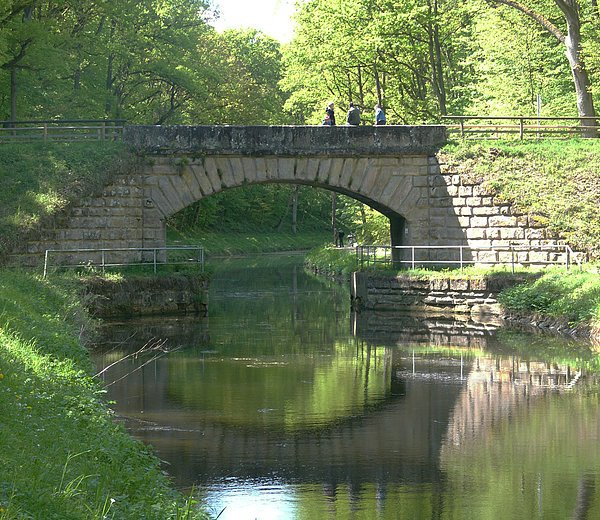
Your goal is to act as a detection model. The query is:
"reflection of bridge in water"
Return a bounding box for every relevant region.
[352,311,589,451]
[95,313,591,507]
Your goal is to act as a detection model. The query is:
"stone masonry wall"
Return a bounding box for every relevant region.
[350,271,534,319]
[11,143,572,269]
[426,156,568,266]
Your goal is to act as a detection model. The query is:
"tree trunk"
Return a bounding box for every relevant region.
[429,0,447,115]
[374,62,383,107]
[560,4,597,136]
[10,67,17,122]
[331,192,337,245]
[291,186,298,234]
[491,0,597,136]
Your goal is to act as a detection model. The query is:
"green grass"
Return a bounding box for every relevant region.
[0,271,208,519]
[304,246,360,276]
[498,270,600,325]
[441,139,600,258]
[0,141,135,262]
[168,228,332,256]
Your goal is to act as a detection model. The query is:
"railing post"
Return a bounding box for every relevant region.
[43,250,49,279]
[101,250,106,274]
[459,119,464,138]
[153,248,157,273]
[519,117,524,140]
[566,245,570,270]
[43,123,48,142]
[460,246,464,271]
[411,246,415,270]
[510,244,515,273]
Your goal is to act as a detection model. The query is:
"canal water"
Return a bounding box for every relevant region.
[91,254,600,519]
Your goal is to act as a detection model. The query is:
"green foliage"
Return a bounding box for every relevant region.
[0,2,287,125]
[169,228,331,256]
[305,246,359,276]
[282,0,476,123]
[168,184,332,232]
[0,271,208,518]
[498,270,600,324]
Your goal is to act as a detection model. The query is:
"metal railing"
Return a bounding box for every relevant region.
[43,245,204,278]
[442,116,600,139]
[356,244,582,272]
[0,119,126,142]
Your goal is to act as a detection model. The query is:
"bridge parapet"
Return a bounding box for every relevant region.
[123,124,447,156]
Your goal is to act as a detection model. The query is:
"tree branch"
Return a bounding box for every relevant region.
[486,0,565,42]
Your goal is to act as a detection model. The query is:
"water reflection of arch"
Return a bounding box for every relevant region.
[130,370,463,489]
[94,318,465,489]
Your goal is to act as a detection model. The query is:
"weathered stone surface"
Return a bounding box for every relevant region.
[82,274,209,318]
[123,125,447,156]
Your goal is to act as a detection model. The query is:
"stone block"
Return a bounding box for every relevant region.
[489,215,517,227]
[500,228,525,240]
[470,216,488,228]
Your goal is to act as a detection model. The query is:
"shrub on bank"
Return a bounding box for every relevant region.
[304,246,359,277]
[0,271,207,519]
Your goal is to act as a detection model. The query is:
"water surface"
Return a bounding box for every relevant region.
[92,255,600,519]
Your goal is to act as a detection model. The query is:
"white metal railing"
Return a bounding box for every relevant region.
[43,245,204,278]
[356,244,583,272]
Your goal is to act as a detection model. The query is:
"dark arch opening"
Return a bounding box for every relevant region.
[166,180,408,250]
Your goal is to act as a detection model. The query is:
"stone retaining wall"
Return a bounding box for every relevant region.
[350,272,534,318]
[426,156,567,266]
[82,274,209,318]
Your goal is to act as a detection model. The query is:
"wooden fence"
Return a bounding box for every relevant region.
[0,119,126,142]
[442,115,600,139]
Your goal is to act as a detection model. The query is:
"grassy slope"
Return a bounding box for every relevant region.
[441,139,600,258]
[0,272,206,519]
[0,141,134,261]
[168,228,331,256]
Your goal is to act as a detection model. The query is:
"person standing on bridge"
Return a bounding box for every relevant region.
[374,104,386,125]
[346,102,361,125]
[322,102,336,126]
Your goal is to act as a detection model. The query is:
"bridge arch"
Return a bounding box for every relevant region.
[130,125,447,250]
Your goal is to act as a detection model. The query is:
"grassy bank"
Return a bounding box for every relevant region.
[0,142,135,263]
[0,271,207,519]
[168,228,331,256]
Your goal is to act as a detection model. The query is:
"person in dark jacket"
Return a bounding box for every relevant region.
[346,102,361,125]
[322,102,336,126]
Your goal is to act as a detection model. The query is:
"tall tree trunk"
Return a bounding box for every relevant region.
[490,0,597,136]
[10,67,17,121]
[428,0,447,115]
[331,192,337,245]
[374,62,383,106]
[559,1,597,136]
[357,65,365,108]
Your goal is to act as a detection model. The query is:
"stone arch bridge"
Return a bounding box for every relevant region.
[20,125,559,267]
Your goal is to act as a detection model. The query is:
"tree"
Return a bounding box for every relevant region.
[485,0,597,135]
